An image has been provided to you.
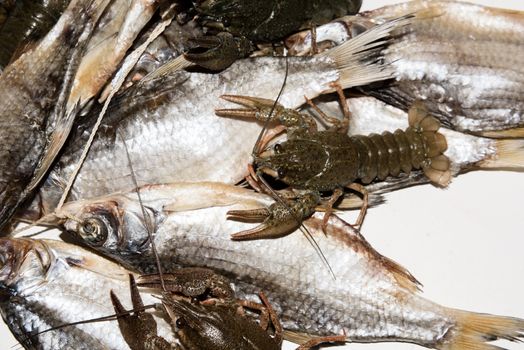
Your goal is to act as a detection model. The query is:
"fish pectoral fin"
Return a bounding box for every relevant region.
[319,215,422,293]
[26,102,81,194]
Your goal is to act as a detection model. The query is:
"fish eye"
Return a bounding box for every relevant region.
[78,218,108,246]
[273,143,283,154]
[176,317,186,329]
[277,168,286,178]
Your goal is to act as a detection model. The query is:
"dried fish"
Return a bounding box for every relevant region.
[356,0,524,135]
[0,0,70,68]
[0,238,175,349]
[0,0,111,231]
[49,182,524,349]
[24,15,413,219]
[285,1,524,135]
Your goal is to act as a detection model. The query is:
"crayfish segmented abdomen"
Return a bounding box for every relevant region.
[352,103,451,186]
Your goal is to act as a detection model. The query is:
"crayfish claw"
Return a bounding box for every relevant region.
[228,203,299,240]
[230,218,298,241]
[184,32,252,71]
[228,193,319,240]
[217,94,288,122]
[111,274,160,350]
[215,107,258,119]
[227,208,270,221]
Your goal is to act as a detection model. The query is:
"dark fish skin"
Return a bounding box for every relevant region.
[0,0,108,232]
[0,0,70,68]
[355,1,524,133]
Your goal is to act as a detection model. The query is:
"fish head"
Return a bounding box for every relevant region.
[0,238,57,298]
[0,238,102,299]
[52,194,160,262]
[0,237,130,299]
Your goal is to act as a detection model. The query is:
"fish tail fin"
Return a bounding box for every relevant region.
[438,310,524,350]
[324,10,438,89]
[408,101,452,186]
[479,127,524,138]
[477,139,524,170]
[322,15,410,88]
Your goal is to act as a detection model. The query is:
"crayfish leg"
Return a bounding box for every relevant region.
[304,81,351,134]
[320,188,344,233]
[346,183,369,228]
[296,335,346,350]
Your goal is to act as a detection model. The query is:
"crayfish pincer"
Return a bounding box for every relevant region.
[216,89,451,239]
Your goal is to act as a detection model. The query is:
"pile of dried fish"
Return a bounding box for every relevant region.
[0,0,523,349]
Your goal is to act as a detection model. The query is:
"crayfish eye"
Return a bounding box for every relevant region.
[78,218,108,247]
[176,317,186,329]
[273,143,283,154]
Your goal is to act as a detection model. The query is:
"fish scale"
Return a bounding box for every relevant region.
[358,0,524,133]
[52,182,524,349]
[0,238,176,350]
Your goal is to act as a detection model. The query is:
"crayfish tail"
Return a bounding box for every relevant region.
[409,102,452,187]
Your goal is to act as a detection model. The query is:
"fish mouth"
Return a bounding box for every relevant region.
[0,238,52,292]
[0,238,31,282]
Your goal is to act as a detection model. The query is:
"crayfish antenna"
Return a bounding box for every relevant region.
[118,130,166,292]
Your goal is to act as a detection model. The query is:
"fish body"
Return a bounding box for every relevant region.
[53,182,524,349]
[357,0,524,134]
[0,238,175,349]
[285,1,524,134]
[0,0,70,68]
[28,16,410,217]
[27,91,524,222]
[0,0,112,231]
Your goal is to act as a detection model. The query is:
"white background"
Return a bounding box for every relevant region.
[2,1,524,349]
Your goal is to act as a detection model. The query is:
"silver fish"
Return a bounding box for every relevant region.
[0,237,175,350]
[25,15,412,217]
[50,182,524,349]
[26,86,524,222]
[286,1,524,135]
